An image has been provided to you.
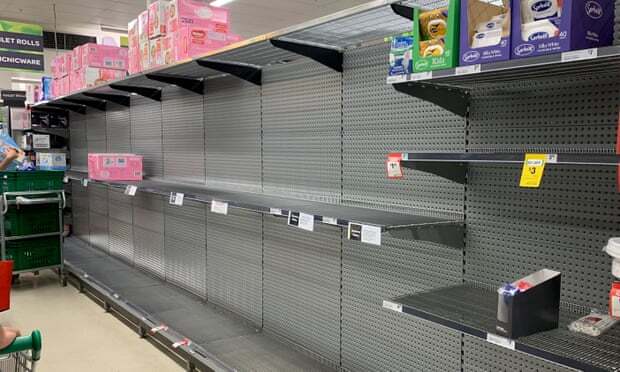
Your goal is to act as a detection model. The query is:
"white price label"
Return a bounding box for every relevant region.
[211,200,229,215]
[411,71,432,81]
[172,338,191,349]
[82,179,89,187]
[169,192,184,206]
[150,325,168,334]
[386,74,407,84]
[545,154,558,163]
[455,64,481,75]
[348,223,382,246]
[269,208,283,216]
[63,176,69,183]
[486,333,515,350]
[361,225,382,246]
[322,216,338,225]
[124,185,138,196]
[288,211,314,232]
[382,300,403,313]
[298,213,314,232]
[561,48,597,63]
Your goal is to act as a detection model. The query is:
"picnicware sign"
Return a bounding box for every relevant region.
[0,20,44,71]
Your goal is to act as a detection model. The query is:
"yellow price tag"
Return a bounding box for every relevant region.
[520,154,547,188]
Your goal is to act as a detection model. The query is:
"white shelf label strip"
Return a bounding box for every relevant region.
[382,300,403,313]
[561,48,597,63]
[124,185,138,196]
[211,200,229,215]
[486,333,516,350]
[455,64,481,76]
[169,192,184,206]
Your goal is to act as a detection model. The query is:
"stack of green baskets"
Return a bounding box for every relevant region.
[1,171,64,272]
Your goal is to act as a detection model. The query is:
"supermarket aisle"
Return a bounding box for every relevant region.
[0,271,183,372]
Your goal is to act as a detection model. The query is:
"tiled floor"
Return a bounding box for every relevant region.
[0,271,183,372]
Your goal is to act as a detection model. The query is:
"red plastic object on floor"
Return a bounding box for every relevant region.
[0,260,13,312]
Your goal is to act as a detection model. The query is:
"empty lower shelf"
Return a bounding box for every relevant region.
[67,170,464,249]
[384,284,620,372]
[64,237,334,372]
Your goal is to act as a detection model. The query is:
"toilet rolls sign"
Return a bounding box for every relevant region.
[0,20,44,71]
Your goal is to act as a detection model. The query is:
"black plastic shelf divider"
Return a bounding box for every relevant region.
[399,153,620,184]
[383,284,620,372]
[66,170,464,248]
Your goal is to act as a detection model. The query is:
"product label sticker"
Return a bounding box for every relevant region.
[63,176,69,183]
[269,208,283,216]
[150,325,168,334]
[169,192,184,206]
[322,216,338,225]
[486,333,515,350]
[82,178,89,187]
[124,185,138,196]
[386,74,407,84]
[288,211,300,227]
[386,153,403,179]
[411,71,432,81]
[172,338,191,349]
[455,64,481,76]
[561,48,597,63]
[382,300,403,313]
[288,211,314,231]
[211,200,228,215]
[298,213,315,231]
[348,223,382,246]
[519,154,548,188]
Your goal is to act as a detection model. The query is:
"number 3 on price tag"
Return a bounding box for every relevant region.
[519,154,548,188]
[386,153,403,179]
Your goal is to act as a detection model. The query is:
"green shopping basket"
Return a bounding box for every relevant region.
[0,330,41,372]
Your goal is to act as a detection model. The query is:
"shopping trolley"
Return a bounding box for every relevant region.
[0,330,41,372]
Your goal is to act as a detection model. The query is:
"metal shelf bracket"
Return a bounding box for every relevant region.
[402,162,467,184]
[270,38,343,72]
[393,81,470,117]
[391,3,414,20]
[145,73,205,95]
[63,98,107,111]
[196,60,262,85]
[83,92,131,107]
[110,84,163,101]
[47,102,87,115]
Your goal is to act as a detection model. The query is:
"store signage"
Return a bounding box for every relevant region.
[0,20,44,71]
[0,31,43,52]
[0,50,44,71]
[1,90,26,107]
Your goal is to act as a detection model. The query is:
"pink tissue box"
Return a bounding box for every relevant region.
[167,0,229,33]
[88,154,143,181]
[81,43,128,71]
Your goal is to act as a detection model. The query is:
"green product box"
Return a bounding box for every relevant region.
[412,0,460,72]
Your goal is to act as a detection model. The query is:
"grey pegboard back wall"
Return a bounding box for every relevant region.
[68,33,620,372]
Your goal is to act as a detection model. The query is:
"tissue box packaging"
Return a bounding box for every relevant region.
[511,0,613,58]
[460,0,511,65]
[88,153,143,181]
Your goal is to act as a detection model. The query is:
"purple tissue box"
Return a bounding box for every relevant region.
[511,0,613,59]
[460,0,512,66]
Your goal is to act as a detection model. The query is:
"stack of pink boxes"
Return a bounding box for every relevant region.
[129,0,242,74]
[51,44,128,98]
[51,53,71,97]
[70,44,128,92]
[88,154,143,181]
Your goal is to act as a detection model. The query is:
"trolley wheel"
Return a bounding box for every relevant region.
[11,274,19,285]
[61,275,68,287]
